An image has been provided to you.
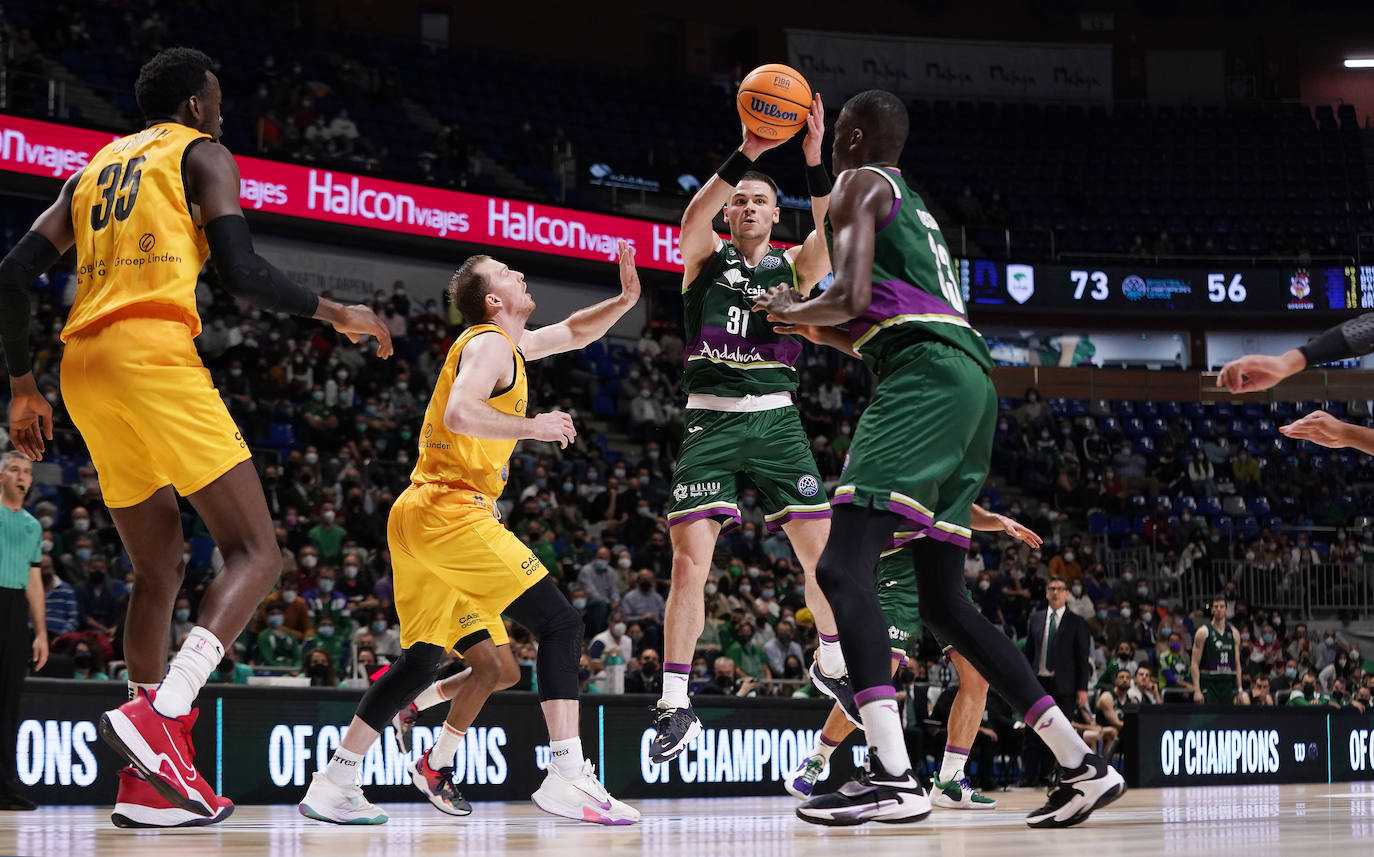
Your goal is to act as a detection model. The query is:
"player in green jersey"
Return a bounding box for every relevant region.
[756,89,1123,828]
[651,96,848,763]
[1191,596,1245,705]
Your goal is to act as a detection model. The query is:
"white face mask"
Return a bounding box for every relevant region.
[618,557,632,569]
[73,518,91,532]
[301,555,318,569]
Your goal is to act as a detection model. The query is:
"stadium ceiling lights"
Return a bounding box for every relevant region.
[1344,59,1374,68]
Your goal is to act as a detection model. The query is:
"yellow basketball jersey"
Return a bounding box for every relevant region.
[64,122,213,341]
[410,323,527,497]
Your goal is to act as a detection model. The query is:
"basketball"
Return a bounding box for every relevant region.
[736,63,812,140]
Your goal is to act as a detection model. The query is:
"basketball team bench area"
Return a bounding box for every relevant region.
[4,682,1374,855]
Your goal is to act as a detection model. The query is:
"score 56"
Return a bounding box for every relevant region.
[1208,273,1247,303]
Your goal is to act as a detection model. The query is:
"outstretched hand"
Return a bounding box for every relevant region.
[995,514,1043,548]
[1217,352,1303,393]
[801,93,825,166]
[330,304,394,359]
[1279,410,1354,449]
[616,240,641,305]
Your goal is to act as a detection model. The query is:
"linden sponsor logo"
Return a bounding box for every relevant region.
[695,341,770,364]
[308,170,471,237]
[0,128,91,177]
[639,727,823,785]
[488,199,628,261]
[240,176,289,209]
[15,719,100,787]
[1158,728,1281,777]
[268,723,508,788]
[113,251,183,270]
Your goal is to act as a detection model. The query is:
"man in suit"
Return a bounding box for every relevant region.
[1019,575,1091,786]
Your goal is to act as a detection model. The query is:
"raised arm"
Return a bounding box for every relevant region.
[0,170,81,459]
[753,168,889,326]
[187,142,392,357]
[1218,313,1374,393]
[443,332,576,447]
[520,241,640,361]
[785,94,832,293]
[680,125,786,283]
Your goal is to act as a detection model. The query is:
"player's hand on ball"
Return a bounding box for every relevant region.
[530,411,577,448]
[1280,410,1353,449]
[997,514,1042,548]
[801,93,825,165]
[739,120,788,159]
[616,240,641,305]
[753,284,800,321]
[332,304,395,359]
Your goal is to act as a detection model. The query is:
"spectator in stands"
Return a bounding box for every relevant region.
[1187,450,1217,497]
[169,595,195,653]
[1273,658,1300,693]
[40,560,77,638]
[1047,546,1083,585]
[75,560,119,638]
[210,651,253,684]
[1321,649,1355,690]
[578,547,621,607]
[303,566,349,624]
[1142,506,1174,552]
[304,649,339,688]
[953,185,986,223]
[1081,426,1111,467]
[1318,630,1344,669]
[1134,665,1162,704]
[255,575,313,642]
[764,619,804,677]
[1232,447,1262,493]
[306,614,348,674]
[589,618,634,665]
[724,620,770,680]
[1286,671,1331,706]
[360,610,402,660]
[997,562,1033,635]
[257,603,303,671]
[328,109,360,152]
[71,641,109,681]
[973,571,1004,625]
[308,504,347,564]
[621,569,665,629]
[1012,388,1051,434]
[1159,633,1195,698]
[625,649,662,694]
[1114,442,1156,494]
[1247,675,1275,706]
[698,656,748,696]
[1066,578,1094,619]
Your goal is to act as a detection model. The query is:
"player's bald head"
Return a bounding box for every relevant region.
[834,89,908,169]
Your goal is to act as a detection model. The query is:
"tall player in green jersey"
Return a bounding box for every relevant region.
[650,96,847,763]
[756,90,1124,828]
[1191,596,1244,704]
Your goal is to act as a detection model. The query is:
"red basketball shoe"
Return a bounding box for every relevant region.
[99,689,217,817]
[111,766,234,828]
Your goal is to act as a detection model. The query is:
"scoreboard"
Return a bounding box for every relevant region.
[962,259,1374,316]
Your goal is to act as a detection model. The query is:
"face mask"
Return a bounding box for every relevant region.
[746,567,761,578]
[74,653,93,668]
[1263,633,1274,644]
[611,622,628,637]
[1352,650,1362,660]
[268,615,285,628]
[372,620,388,633]
[1170,641,1182,652]
[175,609,191,622]
[705,583,717,596]
[594,559,609,571]
[322,511,336,524]
[1326,636,1335,646]
[743,531,756,541]
[572,597,588,610]
[618,557,632,569]
[1123,571,1134,582]
[692,664,707,677]
[38,515,54,529]
[978,581,991,591]
[73,518,91,532]
[280,589,297,605]
[40,539,53,553]
[639,581,653,592]
[1285,667,1297,679]
[1064,552,1075,563]
[77,549,94,563]
[762,588,775,599]
[302,555,318,569]
[562,482,574,493]
[305,452,319,464]
[1097,609,1108,619]
[1137,586,1149,597]
[1121,607,1133,619]
[318,578,335,593]
[316,623,336,638]
[344,565,360,579]
[648,449,660,461]
[1161,626,1172,637]
[739,583,753,595]
[1071,585,1082,596]
[286,514,299,527]
[742,496,757,508]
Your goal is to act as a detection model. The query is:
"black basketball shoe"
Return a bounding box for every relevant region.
[1025,753,1126,828]
[648,702,703,764]
[796,749,931,826]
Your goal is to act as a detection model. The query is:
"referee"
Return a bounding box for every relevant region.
[0,450,48,811]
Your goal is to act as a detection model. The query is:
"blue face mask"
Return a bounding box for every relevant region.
[267,615,285,628]
[174,609,190,623]
[76,548,92,562]
[1285,667,1297,679]
[572,597,588,610]
[1097,609,1108,620]
[317,625,334,638]
[372,620,388,634]
[318,579,335,593]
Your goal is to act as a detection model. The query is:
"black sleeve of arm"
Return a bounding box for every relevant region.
[1297,313,1374,366]
[0,231,61,376]
[205,215,320,317]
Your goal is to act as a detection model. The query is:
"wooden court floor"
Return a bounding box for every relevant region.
[3,783,1372,857]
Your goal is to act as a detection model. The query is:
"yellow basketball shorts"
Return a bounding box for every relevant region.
[60,316,251,508]
[388,483,549,650]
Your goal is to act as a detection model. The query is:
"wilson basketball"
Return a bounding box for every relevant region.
[736,64,812,140]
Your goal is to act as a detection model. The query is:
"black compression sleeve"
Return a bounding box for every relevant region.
[0,231,61,376]
[1298,313,1374,366]
[806,163,832,197]
[204,215,320,317]
[716,149,755,187]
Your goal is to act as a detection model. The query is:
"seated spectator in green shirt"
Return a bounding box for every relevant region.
[723,620,772,680]
[209,651,253,684]
[257,603,303,670]
[1286,672,1332,707]
[71,641,109,681]
[305,615,350,673]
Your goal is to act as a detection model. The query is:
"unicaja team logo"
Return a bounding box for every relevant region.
[673,484,690,501]
[1005,264,1035,304]
[796,475,820,498]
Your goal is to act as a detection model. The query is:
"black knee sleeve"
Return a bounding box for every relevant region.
[908,539,1047,717]
[504,577,582,701]
[814,505,902,694]
[355,642,445,732]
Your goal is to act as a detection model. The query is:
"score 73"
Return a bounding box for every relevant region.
[1207,273,1247,303]
[1070,269,1108,300]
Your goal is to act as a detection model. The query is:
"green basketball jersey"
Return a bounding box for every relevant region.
[826,165,993,376]
[1200,622,1238,674]
[682,241,801,397]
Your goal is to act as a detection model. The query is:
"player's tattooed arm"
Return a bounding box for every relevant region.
[521,241,640,361]
[753,168,887,326]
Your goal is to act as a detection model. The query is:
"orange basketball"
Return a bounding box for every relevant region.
[736,63,812,140]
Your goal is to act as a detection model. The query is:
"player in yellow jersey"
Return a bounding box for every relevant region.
[299,242,642,826]
[0,48,392,826]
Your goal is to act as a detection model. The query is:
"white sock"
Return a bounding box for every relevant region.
[128,680,157,702]
[1031,707,1088,769]
[325,746,364,787]
[811,734,840,762]
[550,736,583,779]
[859,696,911,776]
[817,634,846,677]
[429,723,465,769]
[412,679,450,714]
[155,626,224,717]
[939,747,970,782]
[661,668,690,708]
